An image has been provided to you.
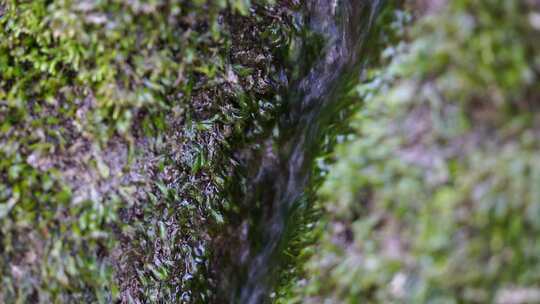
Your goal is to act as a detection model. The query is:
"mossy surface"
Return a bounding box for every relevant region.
[299,1,540,303]
[0,1,293,302]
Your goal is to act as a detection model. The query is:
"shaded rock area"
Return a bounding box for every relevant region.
[115,5,295,303]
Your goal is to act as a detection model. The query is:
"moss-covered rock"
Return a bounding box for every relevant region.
[0,1,293,302]
[300,1,540,303]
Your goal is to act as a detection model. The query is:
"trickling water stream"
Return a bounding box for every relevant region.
[234,1,384,302]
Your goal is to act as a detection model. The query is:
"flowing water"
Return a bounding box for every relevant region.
[234,1,384,302]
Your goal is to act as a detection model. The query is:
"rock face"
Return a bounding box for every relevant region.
[115,5,295,303]
[0,1,293,302]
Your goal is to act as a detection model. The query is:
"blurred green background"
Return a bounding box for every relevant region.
[296,1,540,303]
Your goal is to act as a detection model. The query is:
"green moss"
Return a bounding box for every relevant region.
[0,0,288,302]
[300,1,540,303]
